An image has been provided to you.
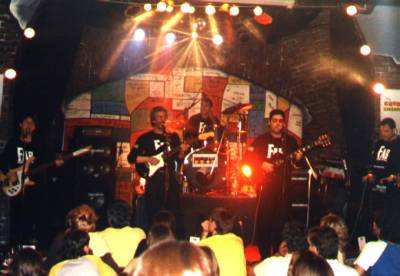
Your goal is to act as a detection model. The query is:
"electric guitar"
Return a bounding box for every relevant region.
[0,146,92,197]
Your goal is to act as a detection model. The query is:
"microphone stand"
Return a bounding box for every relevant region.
[304,154,318,228]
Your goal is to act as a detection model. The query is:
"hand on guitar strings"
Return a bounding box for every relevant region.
[362,173,375,184]
[261,161,274,174]
[147,156,160,165]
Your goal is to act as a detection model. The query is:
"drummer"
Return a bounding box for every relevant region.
[185,95,220,149]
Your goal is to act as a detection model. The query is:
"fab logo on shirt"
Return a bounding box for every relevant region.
[376,146,390,162]
[267,144,283,159]
[17,147,34,165]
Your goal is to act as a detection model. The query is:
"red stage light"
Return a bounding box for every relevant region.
[241,164,253,178]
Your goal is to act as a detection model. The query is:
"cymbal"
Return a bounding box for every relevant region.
[226,130,247,135]
[165,119,185,129]
[222,103,253,115]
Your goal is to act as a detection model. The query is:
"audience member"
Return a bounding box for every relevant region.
[131,240,217,276]
[9,248,45,276]
[94,200,145,268]
[48,230,116,276]
[198,207,246,276]
[307,226,357,276]
[320,213,349,264]
[354,209,400,275]
[253,221,307,276]
[290,251,334,276]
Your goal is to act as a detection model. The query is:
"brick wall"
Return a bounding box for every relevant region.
[0,3,21,144]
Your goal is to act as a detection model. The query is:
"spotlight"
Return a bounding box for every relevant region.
[181,2,191,13]
[373,82,385,95]
[253,6,263,16]
[205,4,216,15]
[165,32,176,45]
[229,5,239,16]
[4,68,17,80]
[144,3,152,11]
[166,5,174,12]
[241,164,253,178]
[360,44,371,56]
[188,5,195,14]
[23,27,35,39]
[212,34,223,45]
[191,32,198,40]
[346,5,358,16]
[133,28,146,41]
[157,1,167,12]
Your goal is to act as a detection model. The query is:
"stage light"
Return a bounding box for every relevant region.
[133,28,146,41]
[188,5,195,14]
[191,32,198,39]
[360,44,371,56]
[165,32,176,44]
[181,2,191,13]
[229,5,239,16]
[157,1,167,12]
[24,27,35,39]
[241,164,253,178]
[253,6,263,16]
[4,68,17,80]
[212,34,223,45]
[205,4,216,15]
[144,3,152,11]
[346,5,358,16]
[373,82,385,95]
[166,5,174,12]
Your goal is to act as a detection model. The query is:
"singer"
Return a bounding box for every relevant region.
[127,106,189,229]
[244,109,303,258]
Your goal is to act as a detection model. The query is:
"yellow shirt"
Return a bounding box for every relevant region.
[89,232,110,257]
[199,233,247,276]
[100,226,146,267]
[49,254,116,276]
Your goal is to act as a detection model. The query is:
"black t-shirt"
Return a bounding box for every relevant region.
[246,132,299,185]
[185,114,220,148]
[0,137,37,173]
[368,136,400,191]
[127,130,181,177]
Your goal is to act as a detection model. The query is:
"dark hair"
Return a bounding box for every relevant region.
[18,114,37,125]
[202,96,213,108]
[60,230,90,260]
[380,208,400,244]
[307,227,339,259]
[147,224,176,248]
[269,109,285,120]
[150,106,167,126]
[282,221,307,253]
[291,251,334,276]
[107,200,132,228]
[152,210,177,235]
[210,207,235,234]
[10,248,45,276]
[380,118,396,129]
[133,241,215,276]
[320,213,349,254]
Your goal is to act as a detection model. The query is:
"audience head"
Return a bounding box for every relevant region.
[152,210,177,235]
[147,223,176,248]
[320,213,349,252]
[66,204,98,232]
[199,246,220,276]
[107,200,132,228]
[291,251,334,276]
[307,227,338,260]
[209,207,235,235]
[380,208,400,244]
[10,248,45,276]
[60,230,91,260]
[282,221,307,253]
[132,241,217,276]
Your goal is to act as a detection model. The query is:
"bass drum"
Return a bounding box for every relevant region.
[183,147,226,193]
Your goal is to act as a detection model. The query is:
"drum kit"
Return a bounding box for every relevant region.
[180,102,256,196]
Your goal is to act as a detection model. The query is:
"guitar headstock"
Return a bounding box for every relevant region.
[314,134,331,148]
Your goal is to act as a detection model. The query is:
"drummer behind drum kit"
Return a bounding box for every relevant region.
[182,102,255,196]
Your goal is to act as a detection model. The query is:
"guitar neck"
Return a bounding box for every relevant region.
[27,152,77,177]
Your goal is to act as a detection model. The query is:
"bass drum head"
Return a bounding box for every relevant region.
[183,148,225,193]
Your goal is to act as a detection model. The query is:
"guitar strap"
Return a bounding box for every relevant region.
[20,144,27,196]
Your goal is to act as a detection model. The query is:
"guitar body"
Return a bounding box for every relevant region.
[1,166,35,197]
[136,152,165,178]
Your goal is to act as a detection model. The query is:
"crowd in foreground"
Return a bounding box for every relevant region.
[2,200,400,276]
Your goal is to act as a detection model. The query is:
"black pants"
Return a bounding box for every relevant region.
[256,179,288,258]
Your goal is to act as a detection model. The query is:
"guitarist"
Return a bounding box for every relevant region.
[128,106,189,229]
[362,118,400,221]
[0,114,63,245]
[245,109,303,258]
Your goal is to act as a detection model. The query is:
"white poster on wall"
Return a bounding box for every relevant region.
[380,89,400,129]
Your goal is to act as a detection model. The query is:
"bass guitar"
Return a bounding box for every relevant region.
[0,146,92,197]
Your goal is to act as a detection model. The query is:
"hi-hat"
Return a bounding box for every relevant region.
[222,103,252,114]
